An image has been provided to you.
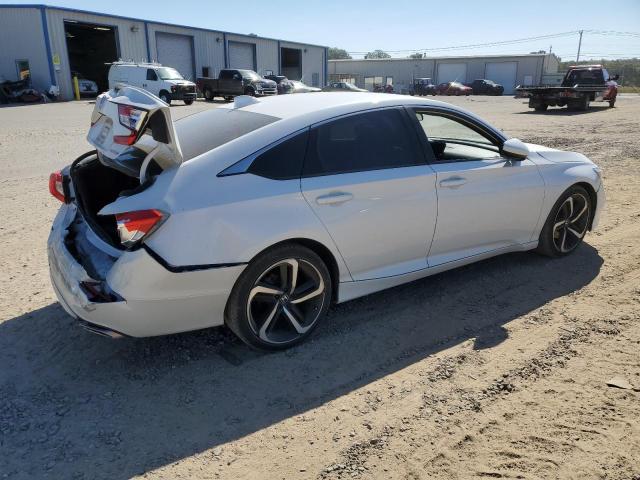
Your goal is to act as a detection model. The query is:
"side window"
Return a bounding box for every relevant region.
[146,69,158,81]
[248,130,309,180]
[303,108,422,177]
[219,70,232,80]
[414,111,501,162]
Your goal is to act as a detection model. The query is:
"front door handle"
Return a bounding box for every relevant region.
[439,176,467,189]
[316,191,354,205]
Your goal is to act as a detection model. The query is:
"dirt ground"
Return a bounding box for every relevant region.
[1,95,639,480]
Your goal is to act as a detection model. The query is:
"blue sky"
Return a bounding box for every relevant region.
[6,0,640,60]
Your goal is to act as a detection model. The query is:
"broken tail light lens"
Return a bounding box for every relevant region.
[117,104,147,131]
[114,209,167,248]
[49,170,67,203]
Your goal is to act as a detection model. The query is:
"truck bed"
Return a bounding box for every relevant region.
[516,84,607,94]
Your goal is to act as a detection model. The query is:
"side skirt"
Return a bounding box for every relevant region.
[337,241,538,303]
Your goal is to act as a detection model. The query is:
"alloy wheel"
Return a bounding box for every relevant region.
[246,259,326,345]
[552,193,590,253]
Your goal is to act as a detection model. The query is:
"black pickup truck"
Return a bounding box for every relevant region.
[196,69,277,101]
[516,65,618,111]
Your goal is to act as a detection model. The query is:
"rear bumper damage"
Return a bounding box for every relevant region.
[48,204,246,337]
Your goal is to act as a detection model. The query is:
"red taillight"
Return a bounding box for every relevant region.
[117,104,146,130]
[114,209,166,248]
[49,170,66,203]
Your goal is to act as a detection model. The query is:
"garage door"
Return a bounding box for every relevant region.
[156,32,195,80]
[485,62,518,94]
[229,41,256,71]
[436,63,467,84]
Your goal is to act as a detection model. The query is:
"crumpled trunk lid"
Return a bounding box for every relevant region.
[87,85,184,176]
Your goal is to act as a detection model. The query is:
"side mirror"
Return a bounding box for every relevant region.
[502,138,529,160]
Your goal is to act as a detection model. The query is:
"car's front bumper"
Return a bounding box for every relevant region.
[48,204,246,337]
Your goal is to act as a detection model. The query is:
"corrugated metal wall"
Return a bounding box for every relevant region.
[0,7,50,93]
[45,8,146,100]
[1,6,326,100]
[280,41,325,86]
[225,34,278,77]
[146,23,225,80]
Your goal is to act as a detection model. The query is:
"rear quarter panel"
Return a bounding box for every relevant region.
[143,162,353,283]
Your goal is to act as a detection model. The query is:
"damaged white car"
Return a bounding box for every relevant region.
[48,87,605,349]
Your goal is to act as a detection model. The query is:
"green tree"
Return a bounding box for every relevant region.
[365,50,391,59]
[408,52,424,59]
[328,47,352,60]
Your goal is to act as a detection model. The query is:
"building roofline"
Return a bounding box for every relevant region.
[329,53,555,62]
[0,4,328,49]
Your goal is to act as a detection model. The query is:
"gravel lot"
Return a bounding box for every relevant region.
[1,96,639,480]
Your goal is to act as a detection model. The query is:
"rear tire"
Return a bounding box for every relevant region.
[184,98,194,105]
[225,244,332,350]
[536,185,592,258]
[609,98,616,108]
[534,104,548,112]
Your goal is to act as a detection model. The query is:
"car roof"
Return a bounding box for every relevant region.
[223,92,464,124]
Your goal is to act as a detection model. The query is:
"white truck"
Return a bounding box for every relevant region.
[108,62,197,105]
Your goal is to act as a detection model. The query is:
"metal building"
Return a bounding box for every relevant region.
[0,4,328,100]
[329,53,560,94]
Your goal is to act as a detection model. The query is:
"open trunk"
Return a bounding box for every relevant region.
[71,152,142,248]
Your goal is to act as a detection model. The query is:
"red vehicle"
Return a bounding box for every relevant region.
[435,81,472,96]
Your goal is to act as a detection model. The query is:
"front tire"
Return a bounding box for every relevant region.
[203,88,213,101]
[225,244,332,350]
[536,185,592,257]
[184,98,194,105]
[159,90,171,105]
[244,87,255,97]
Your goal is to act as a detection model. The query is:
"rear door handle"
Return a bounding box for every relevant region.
[316,191,354,205]
[439,176,467,189]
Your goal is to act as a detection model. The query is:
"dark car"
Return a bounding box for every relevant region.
[469,79,504,95]
[264,74,294,94]
[322,81,367,92]
[412,78,436,96]
[434,82,472,96]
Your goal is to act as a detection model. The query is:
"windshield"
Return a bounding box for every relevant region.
[157,67,184,80]
[238,70,261,81]
[174,108,280,161]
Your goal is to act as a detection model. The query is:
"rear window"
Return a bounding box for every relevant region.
[174,108,280,161]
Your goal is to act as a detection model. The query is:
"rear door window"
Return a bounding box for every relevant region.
[303,108,423,177]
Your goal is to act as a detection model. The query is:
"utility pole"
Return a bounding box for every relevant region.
[576,30,584,63]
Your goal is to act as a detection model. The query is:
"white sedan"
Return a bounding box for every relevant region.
[48,87,604,349]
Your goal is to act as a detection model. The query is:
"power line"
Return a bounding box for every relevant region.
[345,30,640,57]
[346,31,580,55]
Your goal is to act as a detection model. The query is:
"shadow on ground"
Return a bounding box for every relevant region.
[0,244,603,479]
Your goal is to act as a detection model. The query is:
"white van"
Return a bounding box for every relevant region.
[107,62,197,105]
